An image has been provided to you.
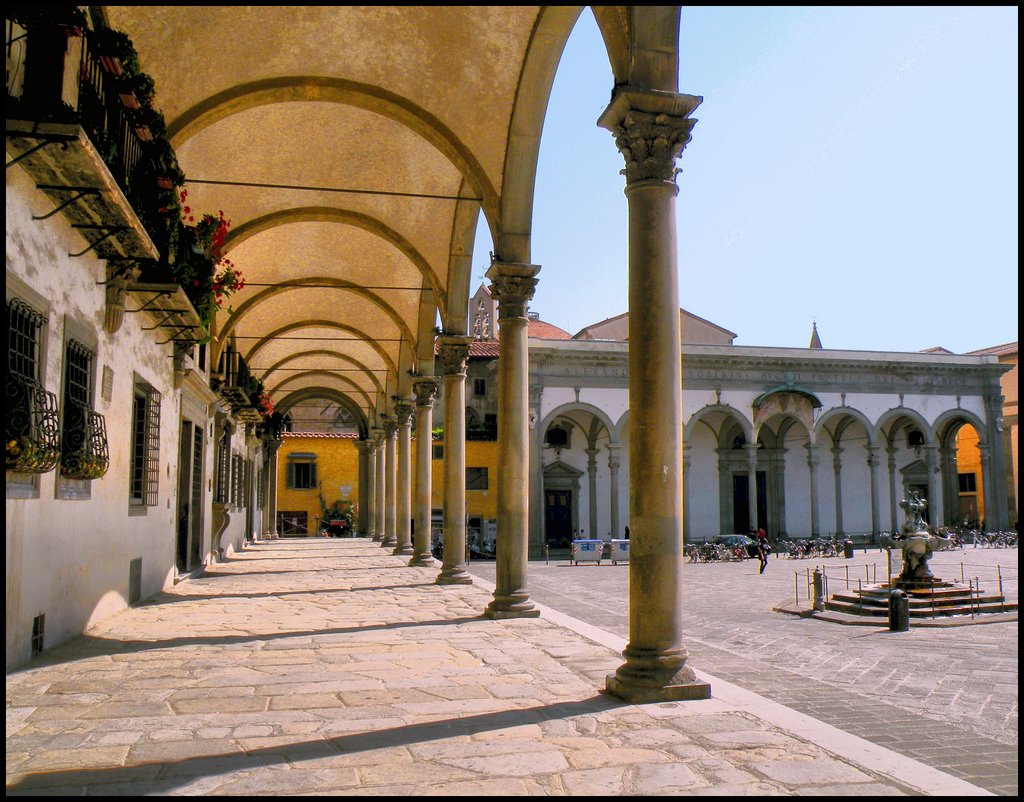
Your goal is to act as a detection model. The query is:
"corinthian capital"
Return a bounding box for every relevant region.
[412,376,440,407]
[598,88,702,185]
[437,336,472,377]
[394,400,415,426]
[485,262,541,321]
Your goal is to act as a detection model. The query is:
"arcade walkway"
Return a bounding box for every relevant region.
[6,539,993,796]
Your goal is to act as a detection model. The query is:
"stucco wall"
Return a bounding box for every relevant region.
[6,173,179,669]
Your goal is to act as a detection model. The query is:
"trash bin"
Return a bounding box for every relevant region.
[843,538,854,559]
[570,539,603,565]
[610,539,629,564]
[889,589,909,631]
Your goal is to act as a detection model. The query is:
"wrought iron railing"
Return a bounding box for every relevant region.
[59,402,110,480]
[6,374,61,474]
[6,14,171,252]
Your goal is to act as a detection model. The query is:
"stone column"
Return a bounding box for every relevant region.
[867,446,881,537]
[806,444,821,537]
[608,443,622,539]
[681,442,693,543]
[923,443,941,526]
[436,337,473,584]
[586,447,599,539]
[528,382,545,558]
[485,262,541,619]
[265,440,281,539]
[382,417,398,548]
[354,438,370,540]
[832,445,844,536]
[746,443,759,533]
[984,390,1010,530]
[411,377,440,567]
[716,449,731,536]
[599,87,708,702]
[363,438,377,540]
[373,427,386,543]
[977,442,993,531]
[887,444,899,532]
[393,400,415,555]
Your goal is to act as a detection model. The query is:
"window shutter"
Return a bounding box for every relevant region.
[286,461,295,489]
[309,461,317,487]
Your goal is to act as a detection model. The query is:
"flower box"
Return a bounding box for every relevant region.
[118,91,140,109]
[99,54,124,76]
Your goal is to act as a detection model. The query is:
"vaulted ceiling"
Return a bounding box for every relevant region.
[101,6,672,431]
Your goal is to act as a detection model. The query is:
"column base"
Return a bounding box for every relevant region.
[485,593,541,619]
[436,569,473,585]
[392,545,414,556]
[484,605,541,620]
[605,673,710,703]
[408,554,438,568]
[370,534,383,542]
[381,538,398,548]
[604,655,711,703]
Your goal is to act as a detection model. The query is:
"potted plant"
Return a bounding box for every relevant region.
[170,189,245,341]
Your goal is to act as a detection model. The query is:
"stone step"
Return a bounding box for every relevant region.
[829,590,1010,609]
[825,599,1017,617]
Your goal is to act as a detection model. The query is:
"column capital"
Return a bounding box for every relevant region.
[355,438,374,455]
[485,261,541,321]
[437,335,473,377]
[382,417,398,439]
[598,87,702,185]
[412,376,440,407]
[370,426,386,446]
[393,399,415,426]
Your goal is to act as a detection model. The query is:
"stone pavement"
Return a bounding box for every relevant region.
[467,546,1018,796]
[5,539,1004,796]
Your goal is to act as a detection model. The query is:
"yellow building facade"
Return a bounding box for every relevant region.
[276,433,361,536]
[274,432,500,541]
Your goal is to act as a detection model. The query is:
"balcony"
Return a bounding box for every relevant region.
[123,260,205,348]
[6,13,159,261]
[213,347,260,414]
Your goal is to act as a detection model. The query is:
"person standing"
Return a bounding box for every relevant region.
[756,527,770,574]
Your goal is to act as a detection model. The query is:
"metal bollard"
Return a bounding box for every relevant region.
[889,589,909,631]
[812,568,825,611]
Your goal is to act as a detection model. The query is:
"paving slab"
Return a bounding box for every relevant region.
[6,538,1003,796]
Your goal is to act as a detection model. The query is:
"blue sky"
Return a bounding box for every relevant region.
[475,6,1018,354]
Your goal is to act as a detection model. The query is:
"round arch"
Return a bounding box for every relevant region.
[165,76,500,240]
[275,387,369,438]
[258,349,384,398]
[217,278,417,348]
[223,207,446,306]
[539,401,618,446]
[243,320,398,381]
[684,403,753,446]
[815,406,877,448]
[270,371,375,418]
[874,407,935,446]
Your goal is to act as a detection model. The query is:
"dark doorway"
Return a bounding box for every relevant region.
[545,489,573,548]
[176,422,205,573]
[732,471,768,533]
